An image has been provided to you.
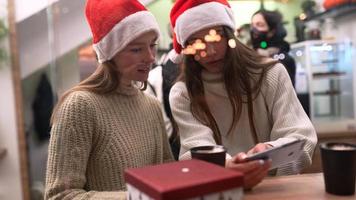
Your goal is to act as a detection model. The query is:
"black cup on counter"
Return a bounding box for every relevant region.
[190,145,226,167]
[320,142,356,196]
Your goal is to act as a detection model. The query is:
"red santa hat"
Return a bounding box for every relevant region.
[169,0,236,63]
[85,0,160,63]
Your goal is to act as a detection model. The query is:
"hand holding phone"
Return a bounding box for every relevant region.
[226,152,271,189]
[244,139,306,170]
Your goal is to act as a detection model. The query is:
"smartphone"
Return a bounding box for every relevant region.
[245,139,306,169]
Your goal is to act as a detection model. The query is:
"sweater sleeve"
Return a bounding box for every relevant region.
[262,63,318,175]
[45,91,127,200]
[151,96,175,162]
[169,82,221,160]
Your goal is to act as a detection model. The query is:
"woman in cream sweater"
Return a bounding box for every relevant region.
[168,0,317,189]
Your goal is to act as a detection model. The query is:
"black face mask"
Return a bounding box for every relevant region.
[250,27,269,49]
[250,27,286,49]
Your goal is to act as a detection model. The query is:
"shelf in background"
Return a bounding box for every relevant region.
[0,148,7,160]
[313,71,346,78]
[306,3,356,22]
[313,90,343,96]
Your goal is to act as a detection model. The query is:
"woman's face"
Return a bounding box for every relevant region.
[186,26,227,73]
[112,31,158,85]
[251,13,269,32]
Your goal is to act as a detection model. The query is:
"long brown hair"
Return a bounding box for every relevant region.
[51,61,147,124]
[180,26,278,145]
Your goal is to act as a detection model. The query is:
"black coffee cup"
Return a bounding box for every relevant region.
[320,142,356,195]
[190,145,226,167]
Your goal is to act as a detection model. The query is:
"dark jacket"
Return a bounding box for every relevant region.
[32,73,54,141]
[275,41,296,87]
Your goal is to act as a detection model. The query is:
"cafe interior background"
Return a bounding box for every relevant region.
[0,0,355,199]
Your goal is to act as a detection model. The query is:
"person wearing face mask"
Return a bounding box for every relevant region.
[250,10,296,87]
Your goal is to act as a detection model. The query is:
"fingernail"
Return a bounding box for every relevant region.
[259,159,265,165]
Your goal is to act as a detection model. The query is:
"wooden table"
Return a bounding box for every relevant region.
[244,173,355,200]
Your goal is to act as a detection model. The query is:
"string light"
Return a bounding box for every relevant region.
[296,50,303,57]
[279,53,285,60]
[182,28,226,56]
[204,34,214,42]
[209,29,217,36]
[299,13,307,21]
[193,39,206,50]
[228,39,236,48]
[183,45,196,55]
[200,51,207,58]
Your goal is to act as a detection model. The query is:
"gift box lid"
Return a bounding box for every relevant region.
[124,159,244,200]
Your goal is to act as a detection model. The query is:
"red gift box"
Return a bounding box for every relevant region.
[125,159,244,200]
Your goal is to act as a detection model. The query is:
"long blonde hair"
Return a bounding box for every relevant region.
[180,26,278,144]
[51,61,146,124]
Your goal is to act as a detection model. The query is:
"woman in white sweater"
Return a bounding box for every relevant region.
[168,0,317,189]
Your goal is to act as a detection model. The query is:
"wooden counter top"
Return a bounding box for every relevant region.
[244,173,355,200]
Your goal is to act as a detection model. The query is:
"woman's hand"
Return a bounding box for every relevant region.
[226,152,271,189]
[247,143,273,155]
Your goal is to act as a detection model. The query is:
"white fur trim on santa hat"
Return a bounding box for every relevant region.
[174,2,236,48]
[93,11,160,63]
[168,49,183,64]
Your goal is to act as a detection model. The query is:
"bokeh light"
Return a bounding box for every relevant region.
[299,13,307,21]
[209,29,217,36]
[228,39,236,48]
[260,41,267,49]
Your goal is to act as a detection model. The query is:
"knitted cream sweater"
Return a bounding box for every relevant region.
[45,85,173,200]
[170,63,317,175]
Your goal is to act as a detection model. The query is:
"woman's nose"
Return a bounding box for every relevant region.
[206,42,216,56]
[144,48,156,63]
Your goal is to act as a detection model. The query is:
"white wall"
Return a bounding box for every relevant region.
[17,0,157,79]
[15,0,154,23]
[15,0,59,22]
[17,0,91,79]
[331,13,356,45]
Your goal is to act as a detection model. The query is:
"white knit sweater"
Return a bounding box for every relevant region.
[169,63,317,175]
[145,66,173,138]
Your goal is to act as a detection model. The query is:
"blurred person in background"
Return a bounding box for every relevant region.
[45,0,173,199]
[251,10,296,87]
[251,10,310,116]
